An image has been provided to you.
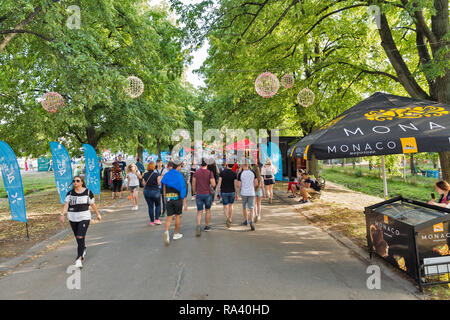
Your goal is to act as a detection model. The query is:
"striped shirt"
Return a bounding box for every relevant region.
[65,188,95,222]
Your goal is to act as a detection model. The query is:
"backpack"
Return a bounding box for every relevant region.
[310,179,321,192]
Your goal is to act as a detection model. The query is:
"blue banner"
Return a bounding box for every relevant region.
[0,141,27,222]
[83,144,101,195]
[50,142,73,204]
[161,151,170,163]
[260,142,283,181]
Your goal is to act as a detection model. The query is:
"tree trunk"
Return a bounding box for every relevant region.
[439,151,450,182]
[86,127,98,150]
[342,158,346,167]
[308,153,319,178]
[137,135,144,162]
[410,154,415,175]
[432,0,450,182]
[156,138,161,159]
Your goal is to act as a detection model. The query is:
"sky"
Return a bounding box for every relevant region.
[149,0,209,88]
[186,42,209,88]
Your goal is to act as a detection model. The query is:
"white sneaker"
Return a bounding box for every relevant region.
[191,196,195,201]
[75,259,83,269]
[135,205,139,210]
[164,231,170,245]
[82,248,86,260]
[173,233,183,240]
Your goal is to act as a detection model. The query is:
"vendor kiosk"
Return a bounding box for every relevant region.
[365,196,450,291]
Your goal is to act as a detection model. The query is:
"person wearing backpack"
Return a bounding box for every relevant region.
[298,171,320,204]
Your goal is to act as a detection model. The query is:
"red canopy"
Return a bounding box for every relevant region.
[225,139,256,150]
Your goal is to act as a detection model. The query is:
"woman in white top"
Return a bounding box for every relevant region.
[60,176,101,269]
[127,164,142,211]
[261,158,277,204]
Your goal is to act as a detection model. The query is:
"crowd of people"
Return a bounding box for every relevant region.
[60,154,281,267]
[60,152,450,269]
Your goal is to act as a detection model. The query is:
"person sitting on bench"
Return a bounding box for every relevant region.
[288,169,305,198]
[298,171,321,204]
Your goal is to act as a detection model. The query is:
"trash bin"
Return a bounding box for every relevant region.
[365,196,450,292]
[103,167,112,190]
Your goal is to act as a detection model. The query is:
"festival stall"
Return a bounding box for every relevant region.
[289,92,450,290]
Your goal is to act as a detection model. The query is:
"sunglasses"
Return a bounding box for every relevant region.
[73,179,82,183]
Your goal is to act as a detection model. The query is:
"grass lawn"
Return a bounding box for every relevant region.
[320,166,436,202]
[0,172,55,198]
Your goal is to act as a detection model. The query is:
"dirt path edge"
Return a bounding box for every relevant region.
[273,187,426,300]
[0,197,128,276]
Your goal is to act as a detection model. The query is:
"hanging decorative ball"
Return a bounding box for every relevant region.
[41,92,65,113]
[297,88,315,107]
[255,72,279,98]
[124,76,144,98]
[281,74,295,89]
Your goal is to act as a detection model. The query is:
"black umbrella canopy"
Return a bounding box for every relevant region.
[290,92,450,160]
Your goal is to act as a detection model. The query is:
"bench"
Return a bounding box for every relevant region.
[308,177,326,201]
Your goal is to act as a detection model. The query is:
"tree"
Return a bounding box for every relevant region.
[171,0,450,180]
[0,1,191,157]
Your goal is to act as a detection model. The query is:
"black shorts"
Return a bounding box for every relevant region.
[264,179,275,185]
[112,179,123,192]
[166,198,183,216]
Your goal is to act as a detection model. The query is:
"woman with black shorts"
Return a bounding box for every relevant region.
[110,162,123,199]
[60,176,101,268]
[261,158,277,204]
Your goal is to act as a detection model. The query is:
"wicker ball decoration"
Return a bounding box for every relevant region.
[297,88,315,107]
[255,72,279,98]
[281,74,295,89]
[41,92,65,113]
[124,76,144,98]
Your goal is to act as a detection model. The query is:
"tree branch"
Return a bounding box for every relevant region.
[235,0,269,45]
[0,5,42,52]
[377,13,430,99]
[0,29,53,42]
[336,61,401,82]
[247,0,300,45]
[285,4,366,58]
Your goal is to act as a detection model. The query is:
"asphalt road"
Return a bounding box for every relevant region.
[0,193,418,300]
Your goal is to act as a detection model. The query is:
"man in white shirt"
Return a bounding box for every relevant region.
[236,161,258,231]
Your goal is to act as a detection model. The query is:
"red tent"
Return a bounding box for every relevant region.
[225,139,256,150]
[225,139,259,163]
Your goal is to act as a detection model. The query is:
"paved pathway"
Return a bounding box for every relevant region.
[0,193,418,300]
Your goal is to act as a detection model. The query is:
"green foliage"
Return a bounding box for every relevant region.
[322,167,435,202]
[0,0,194,156]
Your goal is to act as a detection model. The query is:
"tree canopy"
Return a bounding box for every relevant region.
[170,0,450,180]
[0,0,197,157]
